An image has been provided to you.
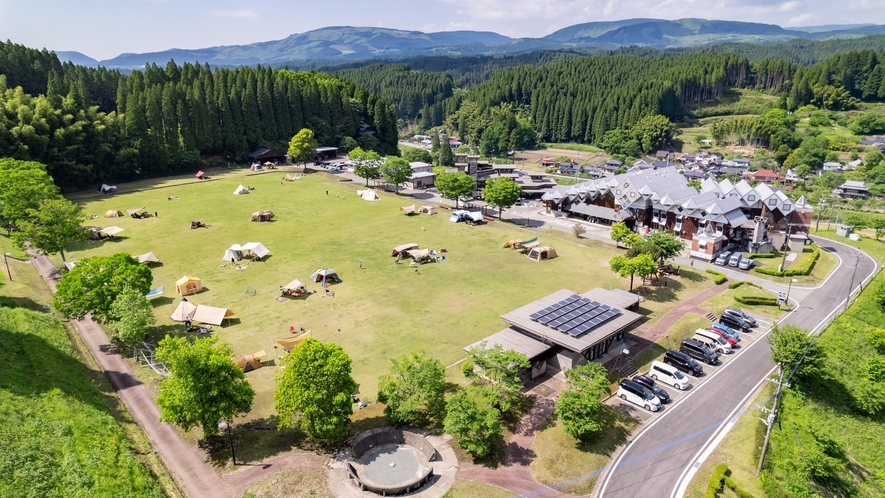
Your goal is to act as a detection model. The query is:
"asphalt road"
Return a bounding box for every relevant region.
[598,238,879,498]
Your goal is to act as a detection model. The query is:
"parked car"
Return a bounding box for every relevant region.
[710,323,741,342]
[728,252,742,267]
[693,329,733,354]
[724,308,757,327]
[632,375,671,403]
[664,349,704,377]
[714,251,731,266]
[650,360,691,390]
[680,339,721,365]
[738,258,753,270]
[719,314,750,332]
[706,327,738,347]
[617,379,662,412]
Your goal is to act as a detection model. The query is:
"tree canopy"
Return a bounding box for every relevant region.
[435,171,476,207]
[609,253,657,292]
[12,197,88,261]
[287,128,318,164]
[483,177,521,218]
[350,147,382,186]
[443,387,503,458]
[0,158,60,235]
[376,351,446,427]
[380,156,413,193]
[554,362,611,441]
[438,134,455,166]
[466,342,530,413]
[610,222,641,248]
[53,253,152,322]
[156,336,255,437]
[108,285,156,357]
[768,324,823,381]
[275,338,357,445]
[401,147,433,164]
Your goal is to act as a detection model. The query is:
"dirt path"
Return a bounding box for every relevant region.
[30,254,233,498]
[222,453,326,497]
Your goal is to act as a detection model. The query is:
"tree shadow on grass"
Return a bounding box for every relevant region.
[0,295,50,313]
[199,416,317,467]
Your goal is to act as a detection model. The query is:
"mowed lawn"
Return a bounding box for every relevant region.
[64,169,626,419]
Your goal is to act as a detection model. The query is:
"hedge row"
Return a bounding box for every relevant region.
[706,269,727,285]
[706,463,755,498]
[754,246,820,277]
[729,281,762,290]
[735,295,779,306]
[748,253,778,259]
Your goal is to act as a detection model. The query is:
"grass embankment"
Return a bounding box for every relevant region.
[530,407,638,495]
[0,305,166,497]
[688,230,885,496]
[631,313,712,374]
[242,469,332,498]
[750,243,838,284]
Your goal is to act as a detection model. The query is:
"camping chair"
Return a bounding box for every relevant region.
[243,286,257,297]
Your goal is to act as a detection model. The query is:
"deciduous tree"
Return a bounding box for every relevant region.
[349,147,382,186]
[443,387,503,458]
[108,285,156,357]
[768,325,823,381]
[156,336,255,437]
[380,156,413,194]
[377,351,445,427]
[0,158,60,235]
[435,171,476,208]
[13,198,88,261]
[287,128,318,165]
[401,147,433,164]
[610,222,641,248]
[609,253,657,292]
[275,339,357,445]
[483,177,521,219]
[555,362,611,441]
[466,342,529,413]
[53,253,152,322]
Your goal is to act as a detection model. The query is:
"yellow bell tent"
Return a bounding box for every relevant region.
[175,276,202,295]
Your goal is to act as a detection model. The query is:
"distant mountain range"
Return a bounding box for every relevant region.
[53,19,885,69]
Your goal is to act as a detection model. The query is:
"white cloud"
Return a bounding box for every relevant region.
[777,1,803,12]
[786,12,820,26]
[209,9,258,19]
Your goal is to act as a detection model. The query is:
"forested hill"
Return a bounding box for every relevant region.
[0,41,398,188]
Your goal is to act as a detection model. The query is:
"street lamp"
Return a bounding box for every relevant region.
[784,278,797,310]
[614,348,631,384]
[218,420,236,465]
[4,252,10,281]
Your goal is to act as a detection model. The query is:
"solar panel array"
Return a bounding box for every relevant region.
[529,294,622,338]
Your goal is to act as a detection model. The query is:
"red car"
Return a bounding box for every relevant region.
[707,327,738,347]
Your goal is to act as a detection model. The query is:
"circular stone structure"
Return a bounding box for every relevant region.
[337,427,456,496]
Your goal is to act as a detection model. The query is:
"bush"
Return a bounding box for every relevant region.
[572,223,587,238]
[754,246,820,277]
[706,269,727,284]
[735,295,779,306]
[748,253,778,259]
[707,464,756,498]
[461,360,474,378]
[728,281,745,289]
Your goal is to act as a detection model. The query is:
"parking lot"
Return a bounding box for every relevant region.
[606,311,775,423]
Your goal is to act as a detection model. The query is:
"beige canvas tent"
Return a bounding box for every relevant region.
[170,300,197,322]
[408,248,436,264]
[233,350,267,372]
[275,330,312,352]
[242,242,270,260]
[527,245,558,262]
[391,243,419,258]
[309,268,339,283]
[175,276,202,295]
[281,279,307,297]
[192,305,237,326]
[233,184,249,195]
[137,252,161,264]
[250,210,275,222]
[419,205,437,215]
[357,189,380,201]
[400,205,417,214]
[100,226,124,237]
[504,237,539,251]
[126,207,146,216]
[503,239,525,249]
[222,244,245,261]
[104,210,124,218]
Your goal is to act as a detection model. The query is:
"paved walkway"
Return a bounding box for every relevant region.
[30,254,233,498]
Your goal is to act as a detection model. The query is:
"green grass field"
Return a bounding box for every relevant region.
[442,479,513,498]
[60,168,668,421]
[699,285,783,319]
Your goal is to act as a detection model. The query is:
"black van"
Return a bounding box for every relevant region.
[719,314,750,332]
[664,349,704,377]
[680,338,721,365]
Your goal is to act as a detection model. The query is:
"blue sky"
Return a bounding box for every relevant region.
[2,0,884,60]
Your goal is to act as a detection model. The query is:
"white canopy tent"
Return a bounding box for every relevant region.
[357,189,380,201]
[222,244,245,261]
[137,252,161,264]
[242,242,270,259]
[233,184,249,195]
[170,300,197,322]
[100,226,125,236]
[192,305,236,326]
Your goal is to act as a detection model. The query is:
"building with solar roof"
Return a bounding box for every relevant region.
[465,287,643,378]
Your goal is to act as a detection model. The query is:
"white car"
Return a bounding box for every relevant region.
[738,258,752,270]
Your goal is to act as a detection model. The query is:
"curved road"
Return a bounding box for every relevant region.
[598,237,879,498]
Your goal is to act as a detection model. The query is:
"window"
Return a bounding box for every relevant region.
[768,198,777,206]
[698,241,707,249]
[747,194,756,202]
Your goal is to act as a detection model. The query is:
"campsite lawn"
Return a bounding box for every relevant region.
[61,167,709,422]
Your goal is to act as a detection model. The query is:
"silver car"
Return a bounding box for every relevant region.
[738,258,752,270]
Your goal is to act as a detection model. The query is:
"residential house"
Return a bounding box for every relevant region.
[603,159,623,172]
[822,161,843,173]
[835,180,870,200]
[747,169,784,183]
[845,159,862,171]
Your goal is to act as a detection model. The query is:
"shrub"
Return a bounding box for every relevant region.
[461,360,474,378]
[572,223,587,238]
[735,296,779,306]
[707,464,756,498]
[729,281,745,289]
[706,269,727,284]
[754,246,820,277]
[748,253,778,259]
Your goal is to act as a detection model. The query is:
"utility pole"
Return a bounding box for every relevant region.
[757,363,785,475]
[779,222,792,272]
[845,253,860,312]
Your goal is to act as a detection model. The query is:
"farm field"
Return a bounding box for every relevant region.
[59,167,685,421]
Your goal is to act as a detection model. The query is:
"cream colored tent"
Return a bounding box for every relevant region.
[250,210,274,222]
[527,245,558,262]
[100,226,124,237]
[356,189,380,201]
[419,205,437,215]
[242,242,270,259]
[175,276,202,295]
[309,268,339,283]
[409,248,436,264]
[222,244,245,261]
[233,184,249,195]
[192,305,236,326]
[170,300,197,322]
[104,210,124,218]
[275,331,312,352]
[233,350,267,372]
[281,279,307,296]
[400,204,417,214]
[503,239,525,249]
[391,243,419,257]
[126,207,145,216]
[137,252,161,264]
